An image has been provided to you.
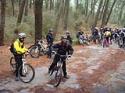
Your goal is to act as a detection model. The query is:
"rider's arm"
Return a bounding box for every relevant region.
[67,45,74,55]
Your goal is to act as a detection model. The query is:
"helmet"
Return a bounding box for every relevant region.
[49,28,53,32]
[66,31,70,34]
[61,35,67,40]
[18,33,26,38]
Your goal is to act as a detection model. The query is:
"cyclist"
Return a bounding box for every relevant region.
[119,28,125,47]
[65,31,73,45]
[48,36,74,78]
[78,32,87,45]
[92,27,99,44]
[76,29,83,42]
[103,28,112,45]
[12,33,28,81]
[46,28,54,58]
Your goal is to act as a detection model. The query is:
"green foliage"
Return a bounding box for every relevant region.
[43,12,55,38]
[5,16,34,43]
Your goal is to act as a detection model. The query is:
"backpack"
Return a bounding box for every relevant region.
[10,43,16,54]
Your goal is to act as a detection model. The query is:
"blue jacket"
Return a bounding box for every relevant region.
[46,33,54,44]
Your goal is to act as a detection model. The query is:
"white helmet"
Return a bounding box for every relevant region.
[18,33,26,38]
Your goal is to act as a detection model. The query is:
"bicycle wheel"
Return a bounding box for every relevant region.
[53,67,63,87]
[29,45,40,58]
[18,64,35,83]
[10,57,16,73]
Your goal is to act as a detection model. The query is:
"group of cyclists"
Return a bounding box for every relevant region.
[76,26,125,48]
[10,29,74,81]
[10,26,125,81]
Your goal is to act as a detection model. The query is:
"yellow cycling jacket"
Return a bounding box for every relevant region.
[14,39,28,54]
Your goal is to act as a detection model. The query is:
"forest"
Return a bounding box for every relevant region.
[0,0,125,46]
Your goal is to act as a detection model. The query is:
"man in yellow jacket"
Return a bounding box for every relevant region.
[13,33,28,81]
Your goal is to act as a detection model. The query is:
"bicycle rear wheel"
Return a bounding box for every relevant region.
[10,57,16,73]
[29,45,40,58]
[53,67,63,87]
[18,64,35,83]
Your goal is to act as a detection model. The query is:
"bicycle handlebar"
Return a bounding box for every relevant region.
[55,53,72,59]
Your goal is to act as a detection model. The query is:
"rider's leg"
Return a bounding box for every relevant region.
[106,37,109,46]
[62,60,67,77]
[49,55,59,72]
[49,43,53,58]
[14,55,23,79]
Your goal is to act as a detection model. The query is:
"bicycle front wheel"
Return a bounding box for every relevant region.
[18,64,35,83]
[10,57,16,73]
[54,67,63,87]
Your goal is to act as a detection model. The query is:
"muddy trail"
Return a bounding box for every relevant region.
[1,44,125,93]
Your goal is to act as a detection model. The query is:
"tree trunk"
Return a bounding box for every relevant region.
[54,0,63,36]
[55,0,60,14]
[94,0,103,27]
[101,0,110,27]
[0,0,6,46]
[105,0,117,25]
[29,0,32,8]
[17,0,26,25]
[19,0,21,6]
[45,0,49,10]
[24,0,28,16]
[50,0,53,11]
[99,0,106,20]
[34,0,43,42]
[118,1,125,25]
[63,0,70,31]
[85,0,89,17]
[76,0,79,10]
[11,0,15,16]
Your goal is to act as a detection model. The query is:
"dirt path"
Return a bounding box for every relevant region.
[1,44,125,93]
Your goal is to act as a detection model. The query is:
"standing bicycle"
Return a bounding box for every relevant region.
[10,53,35,83]
[29,40,48,58]
[48,35,74,87]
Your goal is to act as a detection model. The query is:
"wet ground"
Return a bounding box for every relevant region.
[1,43,125,93]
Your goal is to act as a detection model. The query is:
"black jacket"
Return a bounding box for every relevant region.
[53,42,74,55]
[67,35,73,45]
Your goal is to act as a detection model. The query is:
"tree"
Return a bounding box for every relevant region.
[94,0,104,27]
[105,0,117,25]
[17,0,26,25]
[63,0,70,30]
[24,0,28,16]
[0,0,6,46]
[11,0,15,16]
[34,0,43,42]
[54,0,63,36]
[101,0,110,27]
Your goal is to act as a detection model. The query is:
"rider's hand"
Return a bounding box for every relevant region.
[25,51,29,55]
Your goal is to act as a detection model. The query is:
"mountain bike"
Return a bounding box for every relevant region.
[49,54,71,87]
[10,53,35,83]
[29,40,48,58]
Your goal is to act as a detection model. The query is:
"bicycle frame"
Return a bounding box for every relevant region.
[22,57,27,74]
